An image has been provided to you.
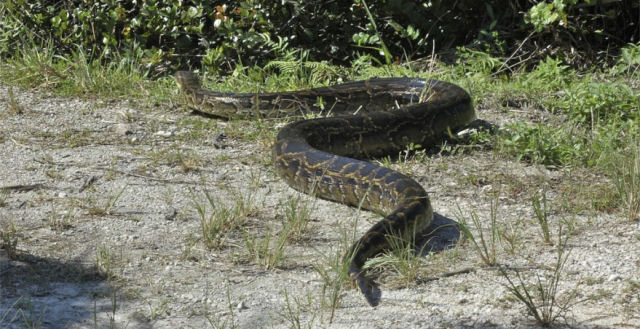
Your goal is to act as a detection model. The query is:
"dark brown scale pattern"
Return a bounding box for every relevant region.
[175,71,476,306]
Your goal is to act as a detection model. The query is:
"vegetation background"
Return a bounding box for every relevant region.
[2,0,638,71]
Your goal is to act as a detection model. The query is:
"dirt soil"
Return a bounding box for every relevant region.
[0,82,639,329]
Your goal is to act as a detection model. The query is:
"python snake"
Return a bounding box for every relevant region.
[175,71,475,306]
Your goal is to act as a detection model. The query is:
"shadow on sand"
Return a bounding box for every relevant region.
[0,249,132,329]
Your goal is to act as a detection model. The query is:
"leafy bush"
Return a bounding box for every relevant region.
[558,81,640,125]
[498,122,587,168]
[4,0,498,69]
[1,1,638,71]
[523,0,639,63]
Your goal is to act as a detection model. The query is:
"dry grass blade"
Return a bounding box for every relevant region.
[192,182,257,250]
[616,142,640,221]
[7,87,25,115]
[1,220,19,260]
[532,190,552,245]
[498,225,580,326]
[457,194,500,267]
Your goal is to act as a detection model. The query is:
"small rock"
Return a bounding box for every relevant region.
[607,274,622,282]
[236,301,247,310]
[114,123,134,135]
[481,184,493,193]
[116,108,137,122]
[165,209,178,221]
[155,130,172,137]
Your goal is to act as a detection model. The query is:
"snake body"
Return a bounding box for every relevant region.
[175,71,475,306]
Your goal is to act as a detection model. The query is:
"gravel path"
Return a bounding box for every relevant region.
[1,83,638,328]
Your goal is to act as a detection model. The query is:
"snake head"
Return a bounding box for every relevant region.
[349,266,381,307]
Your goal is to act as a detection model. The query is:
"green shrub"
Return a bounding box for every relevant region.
[557,81,640,125]
[498,122,587,168]
[1,1,637,71]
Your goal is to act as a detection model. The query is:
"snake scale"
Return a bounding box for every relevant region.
[175,71,475,306]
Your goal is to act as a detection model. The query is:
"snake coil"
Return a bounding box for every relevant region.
[175,71,475,306]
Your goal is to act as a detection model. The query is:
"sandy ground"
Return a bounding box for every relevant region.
[0,82,639,329]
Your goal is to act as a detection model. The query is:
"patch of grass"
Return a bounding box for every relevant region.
[102,286,120,328]
[0,298,17,327]
[145,147,202,172]
[376,145,427,175]
[498,224,579,326]
[396,142,430,173]
[277,289,315,329]
[144,297,169,321]
[622,279,640,316]
[313,224,355,322]
[377,155,394,169]
[32,129,99,149]
[1,219,19,260]
[104,158,119,181]
[457,194,500,267]
[496,122,585,168]
[170,150,201,173]
[586,120,640,217]
[455,47,506,76]
[242,224,289,269]
[363,228,426,289]
[281,195,314,242]
[491,57,639,223]
[0,188,8,207]
[44,167,62,179]
[192,185,257,250]
[557,173,616,215]
[6,87,25,115]
[223,118,278,149]
[86,185,127,216]
[0,38,166,100]
[58,129,95,148]
[0,38,61,89]
[180,233,200,261]
[175,116,220,143]
[582,276,605,286]
[587,288,614,302]
[49,204,75,231]
[498,216,524,256]
[314,248,350,322]
[14,296,44,329]
[519,56,572,96]
[609,139,640,221]
[531,190,552,245]
[556,80,640,127]
[95,245,119,280]
[205,285,238,329]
